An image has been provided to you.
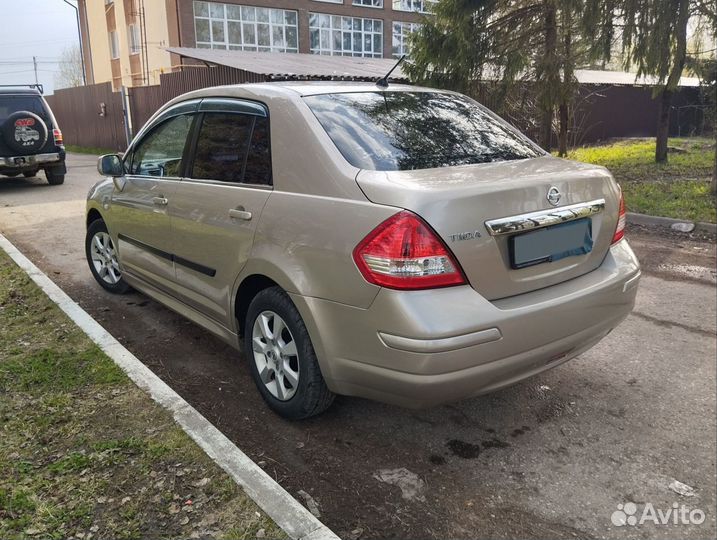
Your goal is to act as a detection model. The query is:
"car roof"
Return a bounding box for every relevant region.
[0,87,42,96]
[175,81,446,101]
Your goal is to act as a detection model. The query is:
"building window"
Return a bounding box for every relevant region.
[392,21,420,57]
[108,30,120,59]
[309,13,383,57]
[353,0,383,7]
[193,1,298,53]
[392,0,436,13]
[128,24,141,55]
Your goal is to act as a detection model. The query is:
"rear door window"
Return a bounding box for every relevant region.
[303,91,543,171]
[190,113,272,185]
[0,96,49,123]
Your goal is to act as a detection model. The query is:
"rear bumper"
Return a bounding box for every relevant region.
[291,239,640,408]
[0,151,65,172]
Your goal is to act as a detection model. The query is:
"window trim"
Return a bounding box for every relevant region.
[182,100,273,189]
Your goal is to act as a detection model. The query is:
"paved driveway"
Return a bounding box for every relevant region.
[1,153,715,539]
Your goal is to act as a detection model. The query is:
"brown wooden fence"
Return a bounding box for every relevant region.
[46,64,707,152]
[45,82,126,151]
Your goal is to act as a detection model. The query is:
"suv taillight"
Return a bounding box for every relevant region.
[353,211,466,290]
[612,189,626,244]
[53,128,63,146]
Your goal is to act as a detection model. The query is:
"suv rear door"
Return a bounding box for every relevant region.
[169,98,272,326]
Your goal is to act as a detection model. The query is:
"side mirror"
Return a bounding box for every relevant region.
[97,154,123,177]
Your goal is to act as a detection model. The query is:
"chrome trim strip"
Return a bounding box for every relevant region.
[378,327,502,354]
[485,198,606,236]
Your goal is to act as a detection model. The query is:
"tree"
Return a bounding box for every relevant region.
[54,45,84,89]
[585,0,716,163]
[405,0,591,155]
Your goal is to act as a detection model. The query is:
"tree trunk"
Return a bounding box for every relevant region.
[558,5,574,158]
[710,130,717,195]
[541,108,553,151]
[558,102,569,157]
[655,88,672,163]
[655,0,690,163]
[538,0,558,152]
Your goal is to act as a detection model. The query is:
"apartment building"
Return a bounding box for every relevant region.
[79,0,434,89]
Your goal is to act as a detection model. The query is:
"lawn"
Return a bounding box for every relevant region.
[65,145,115,155]
[0,249,285,540]
[566,137,716,223]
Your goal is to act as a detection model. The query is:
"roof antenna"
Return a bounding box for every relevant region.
[376,55,406,89]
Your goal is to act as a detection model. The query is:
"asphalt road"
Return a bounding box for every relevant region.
[1,153,715,540]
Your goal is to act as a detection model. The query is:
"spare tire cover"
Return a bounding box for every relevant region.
[1,111,49,154]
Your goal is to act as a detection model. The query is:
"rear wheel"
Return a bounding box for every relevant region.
[245,287,334,419]
[85,219,131,294]
[45,169,65,185]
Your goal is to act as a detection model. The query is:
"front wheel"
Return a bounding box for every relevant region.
[245,287,334,419]
[85,219,131,294]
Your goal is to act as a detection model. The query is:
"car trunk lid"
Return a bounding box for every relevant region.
[356,156,621,300]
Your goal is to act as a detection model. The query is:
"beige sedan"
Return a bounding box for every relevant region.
[86,82,640,419]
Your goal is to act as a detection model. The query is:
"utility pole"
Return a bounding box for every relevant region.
[32,56,38,86]
[62,0,87,85]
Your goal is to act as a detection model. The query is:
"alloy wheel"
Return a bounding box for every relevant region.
[251,310,300,401]
[89,231,121,285]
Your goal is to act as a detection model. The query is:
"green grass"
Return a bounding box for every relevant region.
[566,137,716,223]
[65,145,115,155]
[0,250,285,540]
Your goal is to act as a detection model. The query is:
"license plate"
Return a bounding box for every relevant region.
[510,218,593,269]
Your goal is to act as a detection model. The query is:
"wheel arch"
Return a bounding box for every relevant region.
[86,207,104,228]
[234,274,281,338]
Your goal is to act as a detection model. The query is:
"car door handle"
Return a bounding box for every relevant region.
[229,208,252,221]
[152,196,168,206]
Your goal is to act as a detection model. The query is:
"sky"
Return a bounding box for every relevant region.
[0,0,80,95]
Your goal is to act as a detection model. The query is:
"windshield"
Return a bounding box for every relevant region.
[304,91,542,171]
[0,95,49,123]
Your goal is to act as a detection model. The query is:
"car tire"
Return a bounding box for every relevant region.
[85,219,131,294]
[45,169,65,185]
[245,286,335,419]
[23,169,38,178]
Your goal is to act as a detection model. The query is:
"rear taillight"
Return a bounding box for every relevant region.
[53,128,63,146]
[352,210,466,290]
[612,189,626,244]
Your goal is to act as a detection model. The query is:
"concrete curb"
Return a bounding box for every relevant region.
[627,212,717,235]
[0,233,340,540]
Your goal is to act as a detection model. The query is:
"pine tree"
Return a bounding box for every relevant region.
[585,0,716,163]
[405,0,590,154]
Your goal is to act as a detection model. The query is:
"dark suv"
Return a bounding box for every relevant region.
[0,86,66,185]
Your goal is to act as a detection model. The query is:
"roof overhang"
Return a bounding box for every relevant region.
[165,47,408,82]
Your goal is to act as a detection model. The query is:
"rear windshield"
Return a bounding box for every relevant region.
[0,95,49,123]
[304,91,542,171]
